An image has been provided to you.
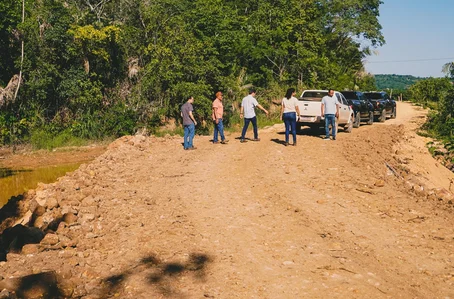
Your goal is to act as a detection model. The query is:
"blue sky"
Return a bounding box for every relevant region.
[364,0,454,78]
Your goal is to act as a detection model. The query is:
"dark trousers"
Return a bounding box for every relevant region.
[325,114,336,138]
[241,116,258,139]
[283,112,297,143]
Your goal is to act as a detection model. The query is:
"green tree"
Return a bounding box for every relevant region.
[409,77,452,108]
[442,62,454,80]
[1,0,387,145]
[0,0,22,85]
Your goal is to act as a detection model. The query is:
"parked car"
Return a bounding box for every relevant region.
[364,91,396,122]
[341,91,374,128]
[296,90,354,133]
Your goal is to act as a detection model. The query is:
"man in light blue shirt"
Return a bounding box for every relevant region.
[321,89,340,140]
[240,88,269,142]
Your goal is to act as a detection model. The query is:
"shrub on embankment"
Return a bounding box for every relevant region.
[409,77,454,169]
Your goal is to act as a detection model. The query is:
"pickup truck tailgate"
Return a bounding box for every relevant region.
[297,100,322,123]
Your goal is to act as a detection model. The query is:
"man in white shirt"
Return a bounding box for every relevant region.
[321,89,339,140]
[240,88,269,142]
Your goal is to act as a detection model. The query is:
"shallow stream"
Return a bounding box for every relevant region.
[0,163,80,207]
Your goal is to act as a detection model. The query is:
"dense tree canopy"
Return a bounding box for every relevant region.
[0,0,384,145]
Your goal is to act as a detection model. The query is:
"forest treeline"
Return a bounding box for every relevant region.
[0,0,384,147]
[375,74,425,90]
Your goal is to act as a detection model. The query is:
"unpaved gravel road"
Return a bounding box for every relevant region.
[0,101,453,298]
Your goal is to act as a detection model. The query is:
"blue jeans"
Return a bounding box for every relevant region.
[184,123,195,149]
[283,112,297,143]
[325,114,336,138]
[241,116,258,140]
[213,118,225,142]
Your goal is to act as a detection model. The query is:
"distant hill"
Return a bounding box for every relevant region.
[374,74,426,90]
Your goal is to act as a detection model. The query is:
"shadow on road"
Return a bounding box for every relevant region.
[102,252,213,298]
[275,127,324,138]
[270,138,287,146]
[0,271,64,298]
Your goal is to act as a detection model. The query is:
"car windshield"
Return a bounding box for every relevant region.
[341,92,358,100]
[365,93,384,99]
[300,91,328,101]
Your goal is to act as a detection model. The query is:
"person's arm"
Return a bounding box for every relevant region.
[280,101,285,120]
[240,105,244,119]
[212,105,219,124]
[295,105,300,120]
[257,104,268,115]
[321,102,325,117]
[335,103,340,118]
[189,111,197,125]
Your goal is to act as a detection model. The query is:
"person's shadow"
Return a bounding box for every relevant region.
[270,138,287,146]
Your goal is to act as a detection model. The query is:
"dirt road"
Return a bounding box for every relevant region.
[1,102,453,298]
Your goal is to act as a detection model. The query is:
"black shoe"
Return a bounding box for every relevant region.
[240,139,247,143]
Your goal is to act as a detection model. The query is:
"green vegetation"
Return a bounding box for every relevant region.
[0,0,385,148]
[409,77,454,149]
[407,73,454,168]
[375,74,426,90]
[29,129,88,150]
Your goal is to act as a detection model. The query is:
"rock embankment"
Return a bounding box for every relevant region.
[0,134,152,298]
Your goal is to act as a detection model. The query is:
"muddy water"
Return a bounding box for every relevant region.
[0,164,80,207]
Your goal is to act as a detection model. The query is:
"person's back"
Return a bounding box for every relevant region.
[280,88,300,146]
[181,96,197,149]
[240,88,268,142]
[282,97,298,113]
[181,102,193,126]
[241,94,258,119]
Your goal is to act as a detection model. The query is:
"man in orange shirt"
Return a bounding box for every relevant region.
[212,91,228,144]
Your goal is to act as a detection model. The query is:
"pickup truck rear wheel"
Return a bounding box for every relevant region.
[379,109,386,122]
[353,112,360,128]
[391,107,397,119]
[366,111,374,125]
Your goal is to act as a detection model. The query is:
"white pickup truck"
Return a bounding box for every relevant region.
[296,90,354,133]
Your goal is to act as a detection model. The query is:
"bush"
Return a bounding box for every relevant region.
[0,112,30,145]
[70,111,103,139]
[30,128,86,150]
[102,103,138,137]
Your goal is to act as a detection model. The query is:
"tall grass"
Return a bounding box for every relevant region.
[30,129,88,150]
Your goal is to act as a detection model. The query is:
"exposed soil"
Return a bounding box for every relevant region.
[0,102,453,298]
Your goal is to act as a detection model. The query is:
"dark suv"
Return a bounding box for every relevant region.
[364,92,396,122]
[341,91,374,128]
